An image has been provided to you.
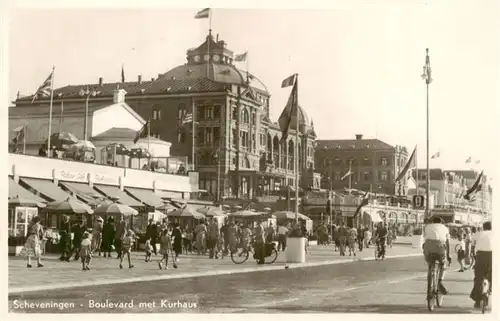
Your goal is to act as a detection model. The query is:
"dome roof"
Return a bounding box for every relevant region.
[160,63,268,94]
[297,104,310,127]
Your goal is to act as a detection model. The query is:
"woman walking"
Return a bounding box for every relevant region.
[20,216,44,268]
[92,216,104,255]
[101,217,116,258]
[172,223,183,263]
[195,220,207,255]
[58,215,72,262]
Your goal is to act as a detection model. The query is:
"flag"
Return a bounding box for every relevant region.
[194,8,210,19]
[475,160,481,164]
[133,121,149,144]
[431,151,440,159]
[121,64,125,83]
[278,78,298,142]
[395,146,417,182]
[353,191,370,219]
[234,52,247,62]
[12,125,26,144]
[281,74,296,88]
[341,169,352,181]
[465,156,472,163]
[464,171,484,201]
[182,112,193,125]
[31,71,54,103]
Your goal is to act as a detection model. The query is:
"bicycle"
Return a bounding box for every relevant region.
[427,256,447,311]
[230,241,278,265]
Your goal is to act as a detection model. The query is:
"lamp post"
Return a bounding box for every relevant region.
[421,48,433,219]
[214,149,221,205]
[83,87,96,141]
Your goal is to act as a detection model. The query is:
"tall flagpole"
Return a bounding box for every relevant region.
[295,74,299,223]
[207,10,212,77]
[415,146,419,225]
[59,100,64,132]
[421,48,432,219]
[47,66,55,157]
[192,97,196,170]
[23,124,26,154]
[246,53,250,83]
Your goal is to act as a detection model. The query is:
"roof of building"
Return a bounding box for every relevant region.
[9,101,110,117]
[315,138,394,150]
[445,170,480,180]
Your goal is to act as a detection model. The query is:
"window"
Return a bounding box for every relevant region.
[213,127,220,146]
[380,171,388,181]
[251,112,256,126]
[242,109,249,124]
[152,109,161,120]
[152,133,160,139]
[205,128,213,144]
[381,157,388,166]
[363,172,371,181]
[204,106,214,119]
[232,129,237,148]
[197,128,205,144]
[214,106,221,119]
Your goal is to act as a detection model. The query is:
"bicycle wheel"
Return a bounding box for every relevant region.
[230,248,249,264]
[435,263,443,307]
[427,262,436,312]
[265,248,278,264]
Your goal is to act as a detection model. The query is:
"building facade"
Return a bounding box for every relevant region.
[11,32,318,200]
[314,135,409,195]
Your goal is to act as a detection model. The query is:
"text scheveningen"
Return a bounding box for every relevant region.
[88,299,198,309]
[12,300,75,310]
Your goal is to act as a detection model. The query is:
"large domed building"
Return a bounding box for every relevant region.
[12,32,318,200]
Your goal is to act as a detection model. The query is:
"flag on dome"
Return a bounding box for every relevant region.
[278,76,298,142]
[431,151,440,159]
[281,74,296,88]
[195,8,210,19]
[465,156,472,163]
[395,146,417,182]
[234,52,247,62]
[31,70,54,103]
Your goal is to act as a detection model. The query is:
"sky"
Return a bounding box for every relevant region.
[4,1,500,180]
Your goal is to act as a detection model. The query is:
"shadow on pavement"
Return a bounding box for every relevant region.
[262,304,475,314]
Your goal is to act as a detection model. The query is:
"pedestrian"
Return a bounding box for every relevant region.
[58,215,72,262]
[92,216,104,256]
[101,217,115,258]
[144,237,153,262]
[207,219,220,259]
[470,221,492,309]
[72,219,86,261]
[119,229,135,269]
[266,222,276,244]
[456,234,466,272]
[195,220,207,255]
[337,222,348,256]
[253,220,266,264]
[242,223,253,251]
[348,226,358,256]
[146,219,158,256]
[220,219,229,256]
[80,232,92,270]
[357,225,364,251]
[184,225,193,254]
[387,228,394,248]
[364,227,372,249]
[172,223,183,262]
[20,216,44,268]
[158,228,175,270]
[277,223,288,252]
[115,215,127,259]
[227,221,239,254]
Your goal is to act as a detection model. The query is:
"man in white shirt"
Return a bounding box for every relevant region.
[277,224,288,252]
[470,221,492,308]
[423,216,452,296]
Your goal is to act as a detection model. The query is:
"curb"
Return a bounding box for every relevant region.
[8,252,422,295]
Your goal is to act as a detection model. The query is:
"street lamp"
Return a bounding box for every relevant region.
[214,149,221,205]
[421,48,433,219]
[82,87,97,141]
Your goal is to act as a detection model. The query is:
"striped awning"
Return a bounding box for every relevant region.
[60,182,104,206]
[9,178,45,203]
[94,184,143,207]
[20,177,72,202]
[125,187,164,207]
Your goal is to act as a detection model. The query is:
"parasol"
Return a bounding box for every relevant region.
[69,140,96,152]
[272,211,311,221]
[106,143,130,156]
[228,210,260,218]
[43,132,79,150]
[46,197,94,214]
[129,147,151,159]
[8,195,46,208]
[167,206,205,219]
[94,201,138,216]
[196,206,226,217]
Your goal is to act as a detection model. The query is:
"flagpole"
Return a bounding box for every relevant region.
[415,146,419,225]
[23,124,26,154]
[294,74,299,223]
[247,53,250,83]
[47,66,55,157]
[207,10,212,78]
[348,161,352,190]
[59,100,64,132]
[192,97,196,171]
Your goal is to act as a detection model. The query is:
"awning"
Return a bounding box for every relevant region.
[9,178,45,202]
[20,177,72,202]
[60,182,104,206]
[363,209,383,223]
[94,184,143,207]
[155,190,184,199]
[125,187,164,207]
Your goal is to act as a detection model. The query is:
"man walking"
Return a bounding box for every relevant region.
[146,219,158,255]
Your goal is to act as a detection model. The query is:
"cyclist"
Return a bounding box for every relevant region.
[423,216,452,296]
[374,222,388,259]
[470,221,492,309]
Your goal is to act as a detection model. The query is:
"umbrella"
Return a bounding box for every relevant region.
[69,140,95,152]
[46,197,94,214]
[232,205,243,210]
[129,147,151,159]
[156,203,176,212]
[272,211,310,221]
[229,210,259,218]
[168,206,205,219]
[8,195,46,208]
[196,206,226,217]
[43,132,79,150]
[263,207,272,211]
[106,143,130,156]
[94,202,138,216]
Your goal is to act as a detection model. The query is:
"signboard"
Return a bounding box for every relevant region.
[413,195,425,209]
[93,173,118,185]
[56,169,88,183]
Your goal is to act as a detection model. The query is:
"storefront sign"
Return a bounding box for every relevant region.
[93,173,118,185]
[56,170,88,183]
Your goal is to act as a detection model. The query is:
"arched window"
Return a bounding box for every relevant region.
[242,109,249,124]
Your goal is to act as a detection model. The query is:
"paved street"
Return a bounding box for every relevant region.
[8,241,490,314]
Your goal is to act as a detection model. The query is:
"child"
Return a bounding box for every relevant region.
[158,229,176,269]
[144,237,153,262]
[119,229,135,269]
[80,232,92,271]
[457,234,466,272]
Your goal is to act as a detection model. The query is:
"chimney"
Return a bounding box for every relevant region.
[113,88,127,104]
[138,75,142,84]
[355,134,363,140]
[151,77,155,81]
[98,77,103,87]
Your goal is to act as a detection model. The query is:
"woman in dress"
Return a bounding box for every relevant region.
[195,220,207,255]
[92,216,104,256]
[101,217,116,258]
[21,216,44,268]
[172,223,183,263]
[58,215,72,262]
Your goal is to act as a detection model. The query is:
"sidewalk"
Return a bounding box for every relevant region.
[9,243,421,293]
